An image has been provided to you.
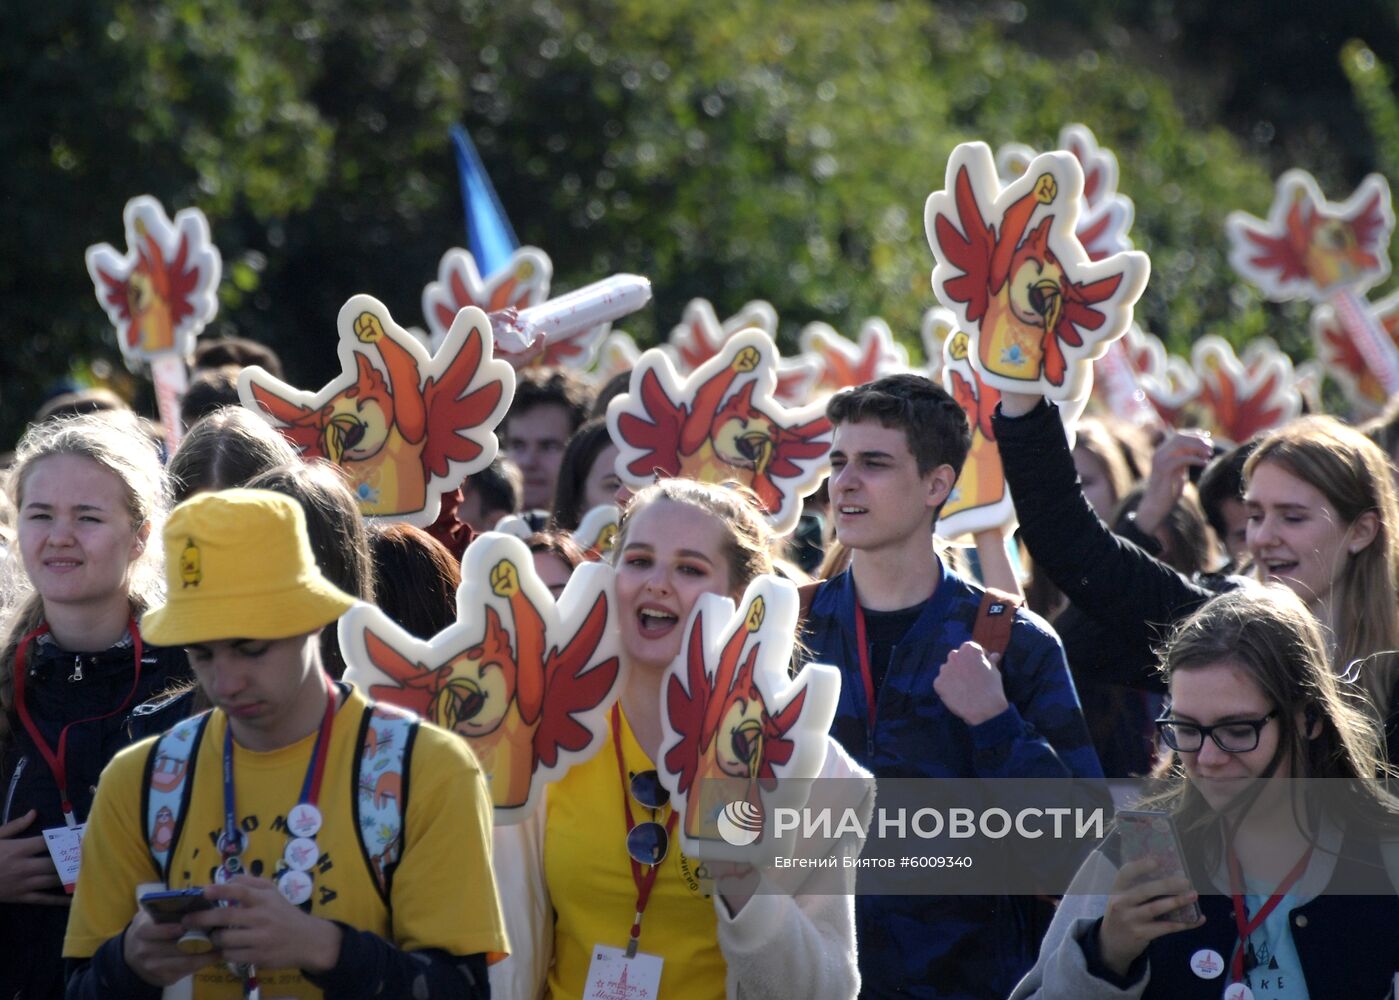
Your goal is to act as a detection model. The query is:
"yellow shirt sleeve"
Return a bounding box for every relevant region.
[63,737,163,958]
[390,720,510,958]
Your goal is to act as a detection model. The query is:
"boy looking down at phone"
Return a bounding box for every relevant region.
[63,489,507,999]
[797,374,1104,999]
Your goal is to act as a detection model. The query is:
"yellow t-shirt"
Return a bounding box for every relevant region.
[544,708,726,1000]
[65,686,509,998]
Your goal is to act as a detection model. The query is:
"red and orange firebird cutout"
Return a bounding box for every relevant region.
[607,329,832,536]
[339,532,623,824]
[1190,336,1301,446]
[85,195,222,363]
[420,246,552,352]
[238,296,514,528]
[926,141,1150,400]
[996,123,1137,264]
[797,318,911,396]
[658,575,840,862]
[663,298,779,373]
[1226,170,1394,302]
[1312,291,1399,415]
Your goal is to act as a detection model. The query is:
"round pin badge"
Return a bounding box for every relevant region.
[1190,949,1224,980]
[217,830,245,858]
[287,803,322,839]
[213,866,232,885]
[222,855,243,876]
[1222,984,1254,1000]
[284,837,320,872]
[277,868,314,906]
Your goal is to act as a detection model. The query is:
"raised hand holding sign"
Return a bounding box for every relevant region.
[925,141,1150,401]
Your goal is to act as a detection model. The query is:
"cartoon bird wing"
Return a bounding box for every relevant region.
[754,685,809,787]
[662,608,712,794]
[933,165,996,324]
[165,229,201,331]
[949,370,994,439]
[363,630,439,716]
[1040,272,1124,388]
[95,267,134,326]
[1349,186,1390,250]
[616,367,687,478]
[533,592,619,768]
[422,325,507,479]
[1239,220,1309,285]
[766,415,833,481]
[246,382,328,456]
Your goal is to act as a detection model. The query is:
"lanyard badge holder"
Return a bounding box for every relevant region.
[1218,844,1312,1000]
[13,621,144,892]
[215,682,336,998]
[584,707,673,998]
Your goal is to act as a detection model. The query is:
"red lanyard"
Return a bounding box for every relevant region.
[12,619,144,827]
[1225,843,1313,983]
[852,602,876,730]
[611,704,677,956]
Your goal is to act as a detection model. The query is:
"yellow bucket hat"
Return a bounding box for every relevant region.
[142,489,358,645]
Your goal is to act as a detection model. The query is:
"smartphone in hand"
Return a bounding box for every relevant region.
[139,887,215,924]
[1116,809,1203,924]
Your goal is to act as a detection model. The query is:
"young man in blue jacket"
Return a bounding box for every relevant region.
[800,374,1104,999]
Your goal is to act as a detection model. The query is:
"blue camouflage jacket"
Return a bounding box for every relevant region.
[799,562,1105,999]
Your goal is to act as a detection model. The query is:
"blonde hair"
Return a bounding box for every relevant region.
[1,413,171,742]
[1244,415,1399,719]
[613,479,774,595]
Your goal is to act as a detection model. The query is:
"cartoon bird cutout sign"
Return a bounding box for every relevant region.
[85,195,222,365]
[340,532,623,824]
[1311,290,1399,416]
[926,141,1150,400]
[1190,336,1301,445]
[658,575,840,862]
[1227,170,1399,396]
[421,246,553,354]
[607,330,832,535]
[239,296,514,527]
[1226,170,1393,302]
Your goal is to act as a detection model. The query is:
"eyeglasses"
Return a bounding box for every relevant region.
[625,769,671,867]
[1156,709,1279,753]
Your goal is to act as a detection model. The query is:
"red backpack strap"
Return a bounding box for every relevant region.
[972,587,1021,661]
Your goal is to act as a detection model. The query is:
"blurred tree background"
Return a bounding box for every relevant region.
[2,0,1397,444]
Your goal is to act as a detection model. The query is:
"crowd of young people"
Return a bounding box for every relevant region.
[0,334,1396,999]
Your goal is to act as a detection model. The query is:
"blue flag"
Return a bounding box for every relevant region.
[450,124,518,275]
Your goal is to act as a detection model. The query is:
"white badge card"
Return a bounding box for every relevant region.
[584,944,663,1000]
[43,823,86,893]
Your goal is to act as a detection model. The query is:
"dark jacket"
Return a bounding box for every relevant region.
[0,628,189,1000]
[1011,831,1399,998]
[992,398,1399,766]
[992,398,1239,692]
[799,563,1105,999]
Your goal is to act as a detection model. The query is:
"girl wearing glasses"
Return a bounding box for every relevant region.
[1011,586,1399,999]
[491,479,871,1000]
[995,394,1399,766]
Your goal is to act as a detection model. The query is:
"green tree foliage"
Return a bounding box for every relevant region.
[0,0,1390,443]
